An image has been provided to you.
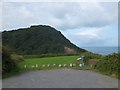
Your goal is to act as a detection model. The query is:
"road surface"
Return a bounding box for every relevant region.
[3,69,118,88]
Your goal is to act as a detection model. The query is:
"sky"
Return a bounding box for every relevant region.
[1,0,118,47]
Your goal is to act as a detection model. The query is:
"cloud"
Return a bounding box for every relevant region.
[63,26,118,47]
[3,3,35,30]
[3,0,119,2]
[2,2,117,30]
[45,2,117,30]
[66,28,105,46]
[77,28,101,38]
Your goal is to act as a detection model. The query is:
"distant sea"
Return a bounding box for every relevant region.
[82,47,118,55]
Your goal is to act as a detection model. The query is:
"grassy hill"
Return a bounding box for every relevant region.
[2,25,86,55]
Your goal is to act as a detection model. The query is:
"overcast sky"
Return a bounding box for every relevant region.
[1,1,118,47]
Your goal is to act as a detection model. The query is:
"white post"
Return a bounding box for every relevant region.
[24,65,27,68]
[32,65,35,68]
[47,64,50,67]
[64,64,66,67]
[36,64,38,68]
[70,64,73,67]
[42,65,45,67]
[79,64,82,67]
[53,64,56,66]
[59,64,62,67]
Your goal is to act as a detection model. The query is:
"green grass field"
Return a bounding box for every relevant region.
[3,55,91,78]
[18,56,89,71]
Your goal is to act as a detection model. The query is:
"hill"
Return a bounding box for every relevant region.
[2,25,86,55]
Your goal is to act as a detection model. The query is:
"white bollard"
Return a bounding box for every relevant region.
[53,64,56,66]
[70,64,73,67]
[47,64,50,67]
[59,64,62,67]
[36,64,38,68]
[63,64,66,67]
[42,65,45,67]
[79,64,82,67]
[24,65,27,68]
[32,65,35,68]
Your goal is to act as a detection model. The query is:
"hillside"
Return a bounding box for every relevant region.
[2,25,86,55]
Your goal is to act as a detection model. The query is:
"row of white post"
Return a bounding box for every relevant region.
[24,63,83,68]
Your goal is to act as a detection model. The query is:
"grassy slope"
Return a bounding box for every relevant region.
[20,56,78,65]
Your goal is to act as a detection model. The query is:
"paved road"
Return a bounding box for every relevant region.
[3,69,118,88]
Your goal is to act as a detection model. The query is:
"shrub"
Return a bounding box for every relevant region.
[2,46,19,74]
[11,54,24,62]
[79,52,102,65]
[93,53,119,78]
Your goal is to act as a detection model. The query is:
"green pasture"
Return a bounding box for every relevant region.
[18,56,90,70]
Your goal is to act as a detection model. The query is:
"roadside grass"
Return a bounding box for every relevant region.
[92,69,119,79]
[18,56,84,71]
